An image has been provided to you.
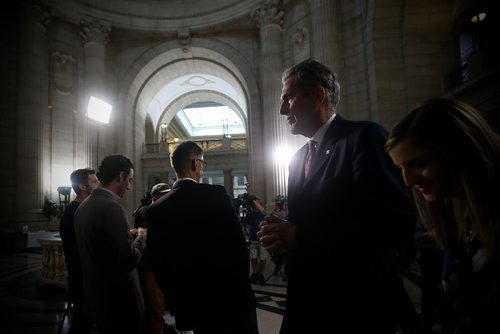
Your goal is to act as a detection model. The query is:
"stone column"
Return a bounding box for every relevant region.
[309,0,346,115]
[223,169,233,198]
[252,0,288,209]
[50,50,77,188]
[80,17,110,169]
[309,0,339,72]
[16,3,50,220]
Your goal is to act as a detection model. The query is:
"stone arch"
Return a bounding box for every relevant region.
[156,90,247,142]
[116,37,262,205]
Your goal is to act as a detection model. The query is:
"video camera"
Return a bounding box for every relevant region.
[234,193,257,219]
[235,193,257,209]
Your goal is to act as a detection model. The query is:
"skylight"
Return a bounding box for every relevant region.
[176,104,245,137]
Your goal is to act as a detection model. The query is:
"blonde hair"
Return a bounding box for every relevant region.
[386,97,500,266]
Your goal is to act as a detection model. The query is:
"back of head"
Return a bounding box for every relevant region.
[282,58,340,108]
[97,154,134,185]
[170,141,203,175]
[70,168,95,195]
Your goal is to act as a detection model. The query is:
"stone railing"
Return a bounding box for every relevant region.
[38,234,67,288]
[144,138,247,154]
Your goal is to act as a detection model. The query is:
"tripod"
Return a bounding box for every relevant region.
[265,254,287,282]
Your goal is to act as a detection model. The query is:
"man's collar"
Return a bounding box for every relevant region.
[173,178,197,187]
[310,113,336,148]
[97,186,122,201]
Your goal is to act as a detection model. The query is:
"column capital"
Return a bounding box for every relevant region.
[80,17,111,47]
[251,0,285,29]
[21,2,51,31]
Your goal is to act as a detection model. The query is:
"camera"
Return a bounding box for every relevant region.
[237,193,257,209]
[234,193,257,219]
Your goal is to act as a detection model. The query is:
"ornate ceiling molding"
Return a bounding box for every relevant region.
[50,0,264,32]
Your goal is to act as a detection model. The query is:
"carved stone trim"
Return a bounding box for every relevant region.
[51,51,76,95]
[251,0,285,29]
[38,236,67,288]
[177,29,191,53]
[291,27,309,47]
[22,2,51,31]
[80,17,111,46]
[180,75,216,87]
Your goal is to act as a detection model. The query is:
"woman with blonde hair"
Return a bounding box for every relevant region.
[386,97,500,333]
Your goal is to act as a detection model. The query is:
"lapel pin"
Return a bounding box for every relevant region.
[326,149,330,155]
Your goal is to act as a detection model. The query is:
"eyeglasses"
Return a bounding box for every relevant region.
[195,158,207,166]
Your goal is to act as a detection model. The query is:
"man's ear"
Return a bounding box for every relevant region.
[190,159,197,171]
[314,85,326,106]
[79,183,87,192]
[117,171,126,183]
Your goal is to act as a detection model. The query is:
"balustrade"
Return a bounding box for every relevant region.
[38,235,67,288]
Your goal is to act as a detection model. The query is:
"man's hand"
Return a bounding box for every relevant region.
[130,228,147,240]
[137,227,147,240]
[258,213,296,254]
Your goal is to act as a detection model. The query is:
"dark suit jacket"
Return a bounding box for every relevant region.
[282,115,416,332]
[147,180,257,331]
[74,188,146,328]
[60,201,84,307]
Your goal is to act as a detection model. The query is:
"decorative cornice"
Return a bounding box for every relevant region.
[50,0,262,32]
[80,17,111,46]
[251,0,285,29]
[177,29,191,53]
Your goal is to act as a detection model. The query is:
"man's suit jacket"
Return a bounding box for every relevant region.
[147,180,257,331]
[74,188,146,327]
[282,115,416,332]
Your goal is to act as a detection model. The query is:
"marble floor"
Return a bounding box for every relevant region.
[0,250,422,334]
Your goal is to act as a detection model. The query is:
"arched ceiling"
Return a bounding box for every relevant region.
[129,46,251,141]
[148,71,247,129]
[51,0,262,32]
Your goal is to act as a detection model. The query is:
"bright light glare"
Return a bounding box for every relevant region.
[471,12,486,23]
[275,146,294,165]
[87,96,112,124]
[50,165,73,197]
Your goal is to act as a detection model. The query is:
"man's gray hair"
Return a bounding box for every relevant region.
[282,58,340,108]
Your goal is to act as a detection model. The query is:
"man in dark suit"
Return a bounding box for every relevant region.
[60,168,99,333]
[74,154,147,334]
[147,141,258,334]
[258,59,417,333]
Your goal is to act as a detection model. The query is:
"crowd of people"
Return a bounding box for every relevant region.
[58,58,499,334]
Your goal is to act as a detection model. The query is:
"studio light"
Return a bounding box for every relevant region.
[87,96,112,124]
